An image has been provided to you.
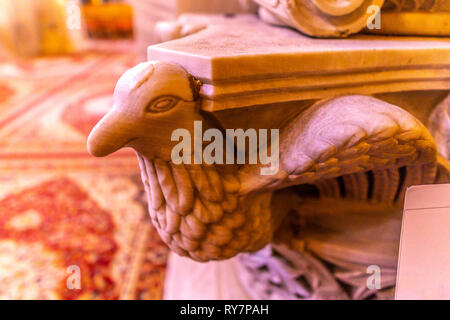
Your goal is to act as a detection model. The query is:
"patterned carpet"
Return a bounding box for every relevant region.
[0,43,168,300]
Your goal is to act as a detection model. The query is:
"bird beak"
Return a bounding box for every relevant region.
[87,108,134,157]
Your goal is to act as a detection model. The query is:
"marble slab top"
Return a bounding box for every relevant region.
[148,14,450,111]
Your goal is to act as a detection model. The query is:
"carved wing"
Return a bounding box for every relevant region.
[239,95,438,194]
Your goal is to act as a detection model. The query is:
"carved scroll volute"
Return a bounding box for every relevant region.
[253,0,385,37]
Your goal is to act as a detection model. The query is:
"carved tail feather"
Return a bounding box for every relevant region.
[383,0,450,10]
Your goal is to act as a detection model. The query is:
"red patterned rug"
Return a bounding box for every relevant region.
[0,42,168,300]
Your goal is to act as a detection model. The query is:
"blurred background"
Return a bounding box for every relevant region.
[0,0,134,56]
[0,0,160,300]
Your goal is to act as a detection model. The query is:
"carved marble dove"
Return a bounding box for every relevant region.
[88,61,442,262]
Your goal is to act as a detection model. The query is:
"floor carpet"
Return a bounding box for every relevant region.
[0,42,168,300]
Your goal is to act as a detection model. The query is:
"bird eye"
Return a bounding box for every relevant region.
[145,96,179,113]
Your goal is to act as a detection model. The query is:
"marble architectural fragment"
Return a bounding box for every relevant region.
[88,13,450,299]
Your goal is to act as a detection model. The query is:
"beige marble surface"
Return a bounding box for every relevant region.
[130,1,256,58]
[148,14,450,111]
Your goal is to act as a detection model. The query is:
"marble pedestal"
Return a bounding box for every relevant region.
[148,14,449,300]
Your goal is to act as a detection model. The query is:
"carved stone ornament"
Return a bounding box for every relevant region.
[250,0,450,37]
[252,0,385,37]
[429,94,450,160]
[88,14,450,299]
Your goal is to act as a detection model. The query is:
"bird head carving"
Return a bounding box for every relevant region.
[87,61,278,262]
[87,61,202,161]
